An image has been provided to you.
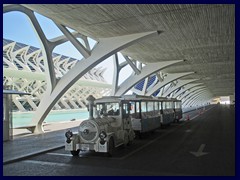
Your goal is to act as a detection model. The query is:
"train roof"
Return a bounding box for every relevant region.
[122,95,175,102]
[121,94,154,101]
[94,96,122,103]
[94,95,181,103]
[167,98,181,102]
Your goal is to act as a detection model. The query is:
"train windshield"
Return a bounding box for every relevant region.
[96,103,120,116]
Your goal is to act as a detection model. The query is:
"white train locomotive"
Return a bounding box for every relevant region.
[65,95,135,156]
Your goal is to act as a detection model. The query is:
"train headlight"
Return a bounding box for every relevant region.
[99,131,107,139]
[65,130,73,143]
[65,130,73,139]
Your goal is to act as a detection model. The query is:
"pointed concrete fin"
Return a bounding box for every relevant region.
[190,151,209,157]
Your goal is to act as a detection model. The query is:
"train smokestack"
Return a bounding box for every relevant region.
[87,95,96,120]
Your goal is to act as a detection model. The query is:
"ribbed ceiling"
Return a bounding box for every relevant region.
[22,4,235,97]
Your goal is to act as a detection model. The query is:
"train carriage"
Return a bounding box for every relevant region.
[159,97,175,126]
[122,95,161,134]
[172,99,183,122]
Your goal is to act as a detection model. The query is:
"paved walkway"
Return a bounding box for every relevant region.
[3,120,83,164]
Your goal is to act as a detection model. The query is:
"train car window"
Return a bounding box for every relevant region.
[97,103,120,116]
[123,103,130,118]
[169,102,173,109]
[141,102,147,112]
[174,102,178,109]
[96,104,105,115]
[148,101,154,112]
[169,102,172,109]
[136,102,140,113]
[155,102,159,111]
[165,101,172,109]
[162,102,166,110]
[159,102,162,110]
[130,102,135,115]
[107,103,120,115]
[130,101,140,119]
[141,101,147,119]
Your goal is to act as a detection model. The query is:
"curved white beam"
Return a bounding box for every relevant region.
[146,72,195,96]
[112,54,120,94]
[181,87,207,104]
[123,55,141,75]
[179,86,206,101]
[55,24,91,58]
[190,93,212,107]
[161,79,199,97]
[183,89,209,106]
[31,31,160,133]
[172,83,204,98]
[190,91,212,106]
[113,60,184,96]
[182,91,207,108]
[4,4,57,92]
[183,90,208,107]
[185,91,211,107]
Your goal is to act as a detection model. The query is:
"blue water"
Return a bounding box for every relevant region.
[12,110,89,128]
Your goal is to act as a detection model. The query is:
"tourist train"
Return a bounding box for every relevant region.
[65,95,182,156]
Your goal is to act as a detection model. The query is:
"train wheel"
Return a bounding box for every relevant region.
[70,150,80,156]
[138,132,143,139]
[123,133,129,147]
[127,136,133,146]
[107,138,114,157]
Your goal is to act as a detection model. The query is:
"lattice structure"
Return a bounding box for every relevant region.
[3,39,111,112]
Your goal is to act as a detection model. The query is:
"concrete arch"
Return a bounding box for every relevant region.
[172,83,204,99]
[184,90,211,107]
[113,60,185,96]
[4,4,57,92]
[189,93,212,107]
[181,87,207,103]
[161,79,199,97]
[179,86,206,101]
[146,72,195,96]
[182,88,208,106]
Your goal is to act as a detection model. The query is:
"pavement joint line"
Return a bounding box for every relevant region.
[23,159,71,167]
[46,152,121,160]
[3,145,64,165]
[119,121,188,160]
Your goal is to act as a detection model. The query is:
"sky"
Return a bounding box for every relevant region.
[3,11,132,84]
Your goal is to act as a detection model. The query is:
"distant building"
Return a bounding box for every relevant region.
[3,39,111,112]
